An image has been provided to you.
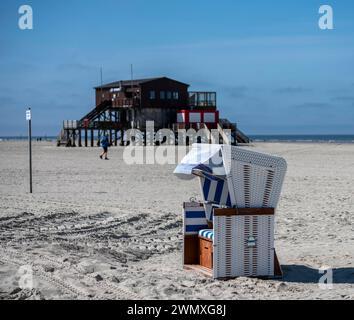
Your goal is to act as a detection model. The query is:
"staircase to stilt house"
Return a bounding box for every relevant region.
[79,100,112,123]
[57,128,77,147]
[57,100,113,146]
[219,118,250,144]
[57,129,67,147]
[235,127,250,144]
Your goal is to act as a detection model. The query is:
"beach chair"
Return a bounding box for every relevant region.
[174,144,287,279]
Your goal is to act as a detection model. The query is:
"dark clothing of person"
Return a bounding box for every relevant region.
[101,136,109,148]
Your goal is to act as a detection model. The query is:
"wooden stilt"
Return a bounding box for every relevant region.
[85,129,88,147]
[78,130,82,147]
[91,130,94,147]
[66,130,70,147]
[109,111,113,145]
[72,130,76,147]
[120,129,124,146]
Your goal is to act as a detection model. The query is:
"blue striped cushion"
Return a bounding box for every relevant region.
[198,229,214,241]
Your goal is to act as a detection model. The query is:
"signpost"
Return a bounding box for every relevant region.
[26,108,32,193]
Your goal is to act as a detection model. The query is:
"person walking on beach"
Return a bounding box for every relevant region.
[100,134,110,160]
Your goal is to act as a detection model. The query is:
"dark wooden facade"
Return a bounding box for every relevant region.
[95,77,190,110]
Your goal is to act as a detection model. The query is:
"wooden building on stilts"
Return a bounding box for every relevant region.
[57,76,249,147]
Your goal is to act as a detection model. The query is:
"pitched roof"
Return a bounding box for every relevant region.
[94,77,189,89]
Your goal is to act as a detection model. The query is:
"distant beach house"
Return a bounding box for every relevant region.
[58,76,249,147]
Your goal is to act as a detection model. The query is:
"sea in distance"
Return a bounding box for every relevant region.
[249,135,354,143]
[0,135,354,143]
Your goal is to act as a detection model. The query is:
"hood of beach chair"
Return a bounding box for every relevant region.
[174,144,226,180]
[175,143,287,209]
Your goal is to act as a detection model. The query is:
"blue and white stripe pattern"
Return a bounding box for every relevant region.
[184,205,208,235]
[199,229,214,241]
[191,164,231,222]
[199,177,231,223]
[200,177,231,206]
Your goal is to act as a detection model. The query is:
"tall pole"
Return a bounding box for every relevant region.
[131,64,135,128]
[100,67,103,103]
[130,64,134,100]
[131,64,134,99]
[26,108,33,193]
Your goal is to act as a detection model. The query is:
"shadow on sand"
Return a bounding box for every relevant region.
[280,265,354,284]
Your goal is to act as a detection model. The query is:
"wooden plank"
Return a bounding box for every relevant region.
[183,265,213,278]
[214,207,275,216]
[183,202,203,209]
[66,130,70,147]
[109,129,113,145]
[184,235,199,265]
[199,238,213,269]
[198,236,213,242]
[84,129,88,147]
[72,130,76,147]
[120,130,124,146]
[78,130,82,147]
[90,129,94,147]
[184,252,282,279]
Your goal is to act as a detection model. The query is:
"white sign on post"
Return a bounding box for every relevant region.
[26,109,31,121]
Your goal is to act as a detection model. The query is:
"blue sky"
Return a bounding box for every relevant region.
[0,0,353,135]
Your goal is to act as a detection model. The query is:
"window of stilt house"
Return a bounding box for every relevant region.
[149,91,156,99]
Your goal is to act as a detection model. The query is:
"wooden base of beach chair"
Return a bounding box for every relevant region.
[184,252,283,280]
[184,232,283,280]
[183,264,213,278]
[183,208,284,280]
[183,234,213,277]
[184,235,214,270]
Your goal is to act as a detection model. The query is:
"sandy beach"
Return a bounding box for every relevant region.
[0,141,353,300]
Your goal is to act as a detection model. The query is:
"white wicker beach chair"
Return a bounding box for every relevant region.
[175,144,287,279]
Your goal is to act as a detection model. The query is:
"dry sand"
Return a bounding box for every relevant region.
[0,141,353,300]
